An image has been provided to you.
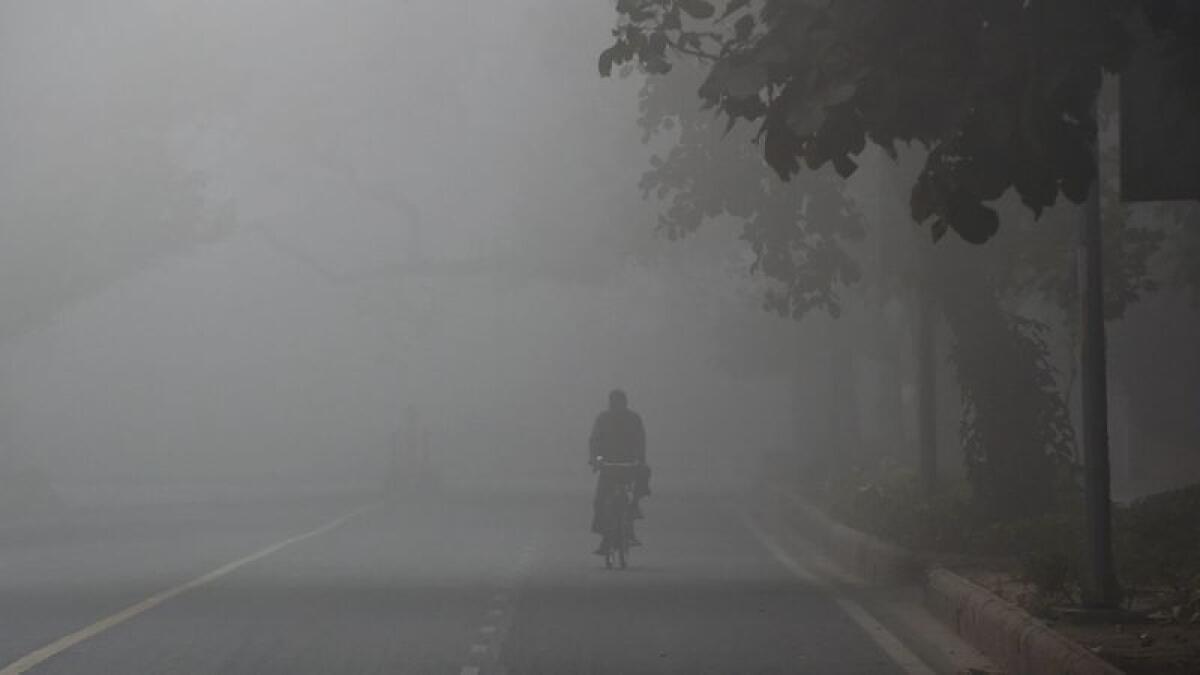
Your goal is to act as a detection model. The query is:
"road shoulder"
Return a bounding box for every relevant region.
[747,506,1001,675]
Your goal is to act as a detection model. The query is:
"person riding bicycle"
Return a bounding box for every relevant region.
[588,389,650,554]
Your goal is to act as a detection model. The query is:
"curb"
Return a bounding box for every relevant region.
[767,487,1123,675]
[925,569,1122,675]
[769,487,922,585]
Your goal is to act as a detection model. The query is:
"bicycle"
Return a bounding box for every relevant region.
[594,459,639,570]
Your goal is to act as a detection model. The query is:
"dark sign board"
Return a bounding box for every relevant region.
[1121,6,1200,203]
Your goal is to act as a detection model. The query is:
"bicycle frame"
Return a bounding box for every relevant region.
[596,461,638,569]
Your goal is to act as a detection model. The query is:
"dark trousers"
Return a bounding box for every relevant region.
[591,466,650,534]
[591,472,616,534]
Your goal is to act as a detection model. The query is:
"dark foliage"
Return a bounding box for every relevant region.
[637,62,864,318]
[1116,485,1200,605]
[600,0,1196,244]
[941,257,1077,519]
[605,3,1182,528]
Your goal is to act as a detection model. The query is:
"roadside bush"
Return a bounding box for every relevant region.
[970,511,1083,607]
[1020,550,1079,605]
[1116,485,1200,613]
[820,460,974,554]
[791,453,1200,617]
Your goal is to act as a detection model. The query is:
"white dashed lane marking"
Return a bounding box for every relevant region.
[457,540,540,675]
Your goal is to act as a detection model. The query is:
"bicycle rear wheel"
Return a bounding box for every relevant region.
[616,510,629,569]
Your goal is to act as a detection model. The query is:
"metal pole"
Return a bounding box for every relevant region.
[1078,107,1120,608]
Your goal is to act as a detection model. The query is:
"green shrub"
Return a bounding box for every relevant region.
[1019,549,1078,604]
[1116,485,1200,607]
[820,460,974,553]
[801,456,1200,616]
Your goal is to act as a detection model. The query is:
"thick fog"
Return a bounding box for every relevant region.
[0,1,796,507]
[3,3,1200,674]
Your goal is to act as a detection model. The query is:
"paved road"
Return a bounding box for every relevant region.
[0,489,920,674]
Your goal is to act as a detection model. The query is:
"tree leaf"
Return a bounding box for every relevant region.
[720,0,752,21]
[832,153,857,178]
[930,218,949,242]
[678,0,716,20]
[599,45,619,76]
[663,8,683,31]
[700,56,768,100]
[648,31,669,58]
[762,116,804,179]
[946,190,1000,244]
[734,14,755,41]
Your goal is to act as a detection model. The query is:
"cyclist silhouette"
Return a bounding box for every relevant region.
[588,389,650,553]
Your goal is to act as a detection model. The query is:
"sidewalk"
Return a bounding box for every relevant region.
[757,487,1126,675]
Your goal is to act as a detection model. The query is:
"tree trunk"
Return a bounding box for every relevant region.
[915,269,939,495]
[878,313,907,461]
[830,319,859,466]
[790,321,813,481]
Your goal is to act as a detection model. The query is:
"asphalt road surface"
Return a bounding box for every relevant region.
[0,489,929,674]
